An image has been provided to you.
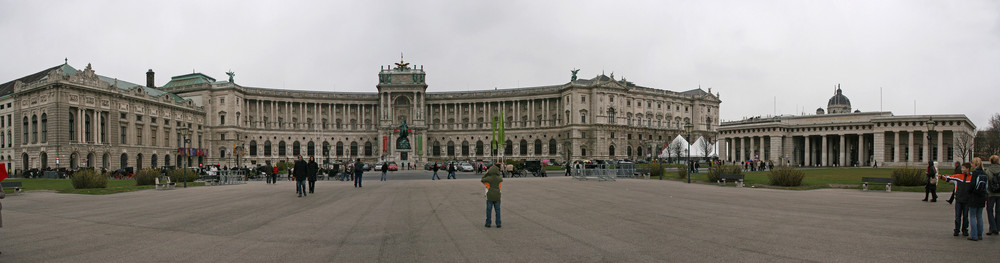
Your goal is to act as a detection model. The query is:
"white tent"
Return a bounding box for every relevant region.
[658,135,717,159]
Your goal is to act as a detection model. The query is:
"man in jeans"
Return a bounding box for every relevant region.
[293,156,308,197]
[380,161,389,181]
[353,158,364,188]
[482,164,503,228]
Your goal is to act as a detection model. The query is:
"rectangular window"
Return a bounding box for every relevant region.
[221,133,226,141]
[628,134,632,140]
[220,98,225,104]
[151,117,157,124]
[136,126,143,145]
[611,132,615,139]
[581,96,586,102]
[136,115,142,122]
[121,112,126,119]
[151,127,157,146]
[120,126,127,144]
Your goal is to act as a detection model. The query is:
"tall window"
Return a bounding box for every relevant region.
[40,113,47,143]
[136,126,143,145]
[278,141,287,156]
[293,141,301,156]
[220,113,226,126]
[100,113,107,143]
[549,139,557,155]
[120,126,127,144]
[250,141,258,156]
[150,127,157,146]
[31,115,37,143]
[22,116,28,144]
[364,141,373,156]
[69,111,76,141]
[84,114,92,142]
[264,141,272,156]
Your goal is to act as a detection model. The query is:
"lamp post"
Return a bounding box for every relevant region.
[927,118,936,166]
[684,122,694,184]
[178,127,191,188]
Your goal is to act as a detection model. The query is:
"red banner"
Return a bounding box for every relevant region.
[0,163,7,182]
[383,136,388,151]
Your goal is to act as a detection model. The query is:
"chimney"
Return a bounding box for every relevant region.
[146,69,155,88]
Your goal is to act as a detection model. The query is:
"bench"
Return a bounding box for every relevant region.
[1,181,23,194]
[154,177,176,190]
[202,176,220,186]
[634,168,651,179]
[718,174,745,187]
[862,177,894,192]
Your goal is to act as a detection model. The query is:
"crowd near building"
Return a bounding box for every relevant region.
[718,87,976,167]
[0,59,720,173]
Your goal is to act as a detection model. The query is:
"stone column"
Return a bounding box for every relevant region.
[802,136,810,166]
[937,132,944,163]
[818,135,827,166]
[873,132,885,165]
[906,131,914,165]
[770,135,783,163]
[922,131,929,163]
[839,134,846,167]
[857,134,865,167]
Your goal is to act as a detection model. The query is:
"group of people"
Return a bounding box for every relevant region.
[933,156,1000,241]
[429,162,459,180]
[281,156,366,197]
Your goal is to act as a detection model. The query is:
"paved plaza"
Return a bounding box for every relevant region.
[1,171,997,262]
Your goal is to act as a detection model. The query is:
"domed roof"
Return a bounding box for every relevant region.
[828,88,850,107]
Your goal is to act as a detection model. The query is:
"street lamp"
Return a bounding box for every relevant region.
[178,127,191,188]
[927,118,936,166]
[684,122,694,184]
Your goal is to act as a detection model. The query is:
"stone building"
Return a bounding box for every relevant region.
[1,60,720,172]
[718,88,975,167]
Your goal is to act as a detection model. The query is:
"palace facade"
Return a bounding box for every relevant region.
[718,88,975,167]
[1,60,720,173]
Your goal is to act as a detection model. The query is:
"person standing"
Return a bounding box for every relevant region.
[294,156,308,197]
[923,162,938,202]
[307,156,318,194]
[948,161,962,204]
[967,158,988,241]
[432,162,441,180]
[271,165,278,184]
[447,162,457,179]
[482,164,503,228]
[564,162,571,177]
[984,155,1000,236]
[353,158,364,188]
[940,162,973,237]
[380,161,389,181]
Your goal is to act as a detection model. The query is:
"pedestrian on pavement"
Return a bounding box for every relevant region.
[447,162,457,179]
[967,158,988,241]
[381,161,389,181]
[923,161,938,202]
[271,165,278,184]
[564,162,571,177]
[307,156,318,194]
[984,155,1000,236]
[482,164,503,228]
[948,161,962,204]
[294,156,308,197]
[940,162,973,237]
[432,162,441,180]
[354,158,365,188]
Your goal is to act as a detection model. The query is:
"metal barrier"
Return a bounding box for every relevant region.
[572,164,630,181]
[216,170,247,185]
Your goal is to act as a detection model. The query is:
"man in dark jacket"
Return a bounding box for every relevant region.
[447,162,457,179]
[380,161,389,181]
[307,156,318,194]
[482,164,503,228]
[354,158,364,188]
[293,156,308,197]
[431,162,441,180]
[967,159,988,241]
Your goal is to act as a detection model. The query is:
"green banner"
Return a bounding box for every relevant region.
[417,135,422,152]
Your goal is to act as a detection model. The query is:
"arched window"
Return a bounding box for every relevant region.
[336,141,344,156]
[68,111,76,140]
[519,139,528,155]
[120,153,128,169]
[307,141,315,156]
[41,113,47,143]
[278,141,287,156]
[627,146,633,157]
[165,155,171,167]
[323,141,331,156]
[70,152,79,169]
[136,154,143,170]
[607,108,616,124]
[22,116,28,144]
[219,112,226,126]
[84,113,91,142]
[505,139,513,155]
[447,141,455,156]
[364,141,373,156]
[476,140,484,156]
[609,145,616,157]
[249,141,258,156]
[534,139,542,155]
[581,147,587,157]
[151,154,158,168]
[264,141,272,156]
[549,139,557,155]
[462,141,470,156]
[293,141,301,156]
[580,110,587,124]
[706,117,713,130]
[350,142,358,156]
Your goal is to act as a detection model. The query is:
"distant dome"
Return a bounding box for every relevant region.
[827,88,851,114]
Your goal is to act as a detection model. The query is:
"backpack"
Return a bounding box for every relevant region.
[972,173,989,196]
[988,169,1000,193]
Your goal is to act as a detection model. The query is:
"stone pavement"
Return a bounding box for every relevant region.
[1,176,996,262]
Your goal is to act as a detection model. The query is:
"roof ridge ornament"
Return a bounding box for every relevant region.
[394,52,410,70]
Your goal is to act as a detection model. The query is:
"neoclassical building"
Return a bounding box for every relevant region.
[1,59,720,172]
[718,88,975,167]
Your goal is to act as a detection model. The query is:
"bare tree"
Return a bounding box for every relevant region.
[668,140,685,164]
[699,137,716,158]
[977,113,1000,157]
[955,132,975,162]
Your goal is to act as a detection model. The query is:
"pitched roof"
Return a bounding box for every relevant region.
[0,63,188,103]
[0,64,68,96]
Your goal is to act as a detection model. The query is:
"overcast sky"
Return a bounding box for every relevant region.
[2,0,998,128]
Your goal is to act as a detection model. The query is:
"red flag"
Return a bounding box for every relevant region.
[0,163,8,182]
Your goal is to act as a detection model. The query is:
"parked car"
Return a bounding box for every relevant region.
[388,162,398,171]
[459,162,474,172]
[363,163,372,171]
[373,162,384,171]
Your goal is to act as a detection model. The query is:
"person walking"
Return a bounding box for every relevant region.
[353,158,364,188]
[294,156,308,197]
[380,161,389,181]
[447,162,457,179]
[307,156,318,194]
[564,162,571,177]
[940,162,973,237]
[482,164,503,228]
[432,162,441,180]
[923,162,938,202]
[984,155,1000,236]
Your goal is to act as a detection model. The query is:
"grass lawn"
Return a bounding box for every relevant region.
[2,178,205,195]
[655,168,955,193]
